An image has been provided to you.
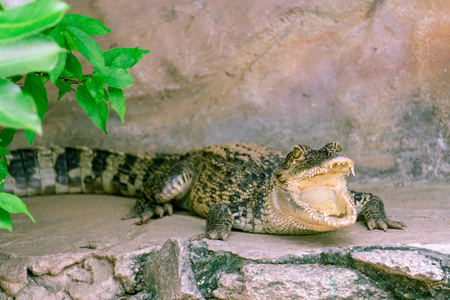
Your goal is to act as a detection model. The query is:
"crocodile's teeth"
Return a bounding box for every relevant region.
[351,166,355,176]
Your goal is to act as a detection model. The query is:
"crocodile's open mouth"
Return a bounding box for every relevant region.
[277,156,358,232]
[294,156,354,215]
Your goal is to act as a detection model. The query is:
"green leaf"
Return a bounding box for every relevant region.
[65,52,83,81]
[55,79,74,101]
[0,157,7,191]
[41,76,50,85]
[108,86,125,123]
[89,101,109,134]
[104,47,149,69]
[0,79,41,134]
[47,26,67,84]
[104,89,110,102]
[22,73,47,146]
[48,47,66,84]
[0,155,7,167]
[0,208,12,232]
[23,73,49,120]
[23,130,36,146]
[94,67,132,89]
[85,77,97,99]
[0,159,9,176]
[0,192,35,223]
[0,147,10,156]
[0,34,64,77]
[0,128,15,147]
[47,26,65,46]
[59,14,111,36]
[64,26,104,68]
[0,174,5,192]
[0,0,70,43]
[0,161,8,191]
[76,84,109,134]
[63,29,77,50]
[76,83,96,115]
[85,76,105,102]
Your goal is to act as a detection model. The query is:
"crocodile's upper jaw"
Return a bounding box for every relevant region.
[271,155,357,234]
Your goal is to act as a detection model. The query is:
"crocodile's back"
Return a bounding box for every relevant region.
[4,147,180,197]
[187,143,284,218]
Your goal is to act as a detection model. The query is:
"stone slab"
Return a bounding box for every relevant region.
[213,264,393,299]
[0,183,448,298]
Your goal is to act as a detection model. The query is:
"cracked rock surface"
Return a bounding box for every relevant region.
[0,183,448,299]
[212,264,392,299]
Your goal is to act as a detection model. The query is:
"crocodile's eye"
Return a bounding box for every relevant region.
[293,147,301,159]
[292,146,306,159]
[336,143,342,152]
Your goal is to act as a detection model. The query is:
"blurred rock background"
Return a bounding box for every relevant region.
[10,0,449,182]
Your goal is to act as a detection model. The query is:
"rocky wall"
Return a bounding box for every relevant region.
[9,0,450,182]
[1,238,448,299]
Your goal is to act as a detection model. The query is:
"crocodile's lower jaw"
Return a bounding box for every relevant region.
[298,185,357,232]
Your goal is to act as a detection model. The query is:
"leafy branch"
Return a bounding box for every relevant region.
[0,0,149,231]
[34,72,89,84]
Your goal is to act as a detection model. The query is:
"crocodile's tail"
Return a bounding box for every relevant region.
[3,147,181,197]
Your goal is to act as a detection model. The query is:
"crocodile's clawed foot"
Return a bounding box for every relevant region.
[189,233,207,242]
[206,228,231,241]
[354,192,407,232]
[122,211,139,220]
[136,203,173,225]
[189,228,230,241]
[122,199,173,224]
[366,217,406,231]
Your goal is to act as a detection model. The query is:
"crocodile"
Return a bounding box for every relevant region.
[4,142,405,240]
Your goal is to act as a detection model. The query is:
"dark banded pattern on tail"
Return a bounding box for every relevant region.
[4,147,181,197]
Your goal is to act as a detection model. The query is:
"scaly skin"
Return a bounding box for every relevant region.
[4,142,405,240]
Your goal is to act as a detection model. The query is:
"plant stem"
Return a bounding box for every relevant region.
[35,72,89,84]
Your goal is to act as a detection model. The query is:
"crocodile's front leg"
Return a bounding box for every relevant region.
[205,204,235,240]
[123,160,195,223]
[189,203,235,241]
[351,191,406,231]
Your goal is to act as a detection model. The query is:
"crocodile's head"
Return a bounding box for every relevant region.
[269,142,357,234]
